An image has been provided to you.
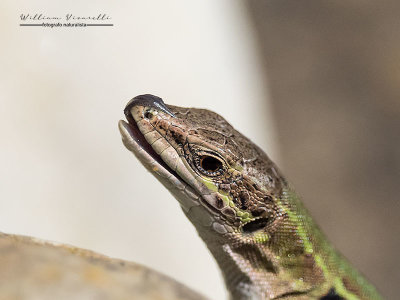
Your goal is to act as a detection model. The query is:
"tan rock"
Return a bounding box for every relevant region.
[0,232,207,300]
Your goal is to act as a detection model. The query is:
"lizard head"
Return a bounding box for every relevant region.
[119,94,378,300]
[119,94,287,244]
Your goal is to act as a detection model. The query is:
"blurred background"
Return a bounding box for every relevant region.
[0,1,398,299]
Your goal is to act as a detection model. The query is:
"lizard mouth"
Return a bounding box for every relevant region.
[124,112,178,175]
[118,114,181,183]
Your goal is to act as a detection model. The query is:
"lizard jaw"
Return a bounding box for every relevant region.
[118,119,202,213]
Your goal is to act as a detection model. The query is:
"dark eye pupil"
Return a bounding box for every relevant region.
[200,156,222,173]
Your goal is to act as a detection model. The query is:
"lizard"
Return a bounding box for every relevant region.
[118,94,382,300]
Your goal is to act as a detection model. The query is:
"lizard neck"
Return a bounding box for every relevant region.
[194,225,263,300]
[185,206,316,300]
[187,188,382,300]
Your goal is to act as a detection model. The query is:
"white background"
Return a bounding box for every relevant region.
[0,1,279,299]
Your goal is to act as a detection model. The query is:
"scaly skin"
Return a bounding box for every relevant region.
[118,95,382,300]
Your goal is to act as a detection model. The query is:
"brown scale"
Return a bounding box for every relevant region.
[167,124,187,147]
[221,207,237,223]
[151,118,187,155]
[153,117,170,135]
[226,174,280,224]
[214,195,225,210]
[218,183,231,194]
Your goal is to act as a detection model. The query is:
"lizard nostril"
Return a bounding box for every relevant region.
[144,110,153,119]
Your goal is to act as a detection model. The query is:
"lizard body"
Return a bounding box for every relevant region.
[118,95,382,300]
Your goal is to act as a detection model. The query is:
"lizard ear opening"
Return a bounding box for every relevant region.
[242,218,269,233]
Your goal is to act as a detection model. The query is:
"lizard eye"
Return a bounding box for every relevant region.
[200,156,222,172]
[195,155,224,176]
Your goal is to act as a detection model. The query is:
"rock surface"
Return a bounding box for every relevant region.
[0,232,207,300]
